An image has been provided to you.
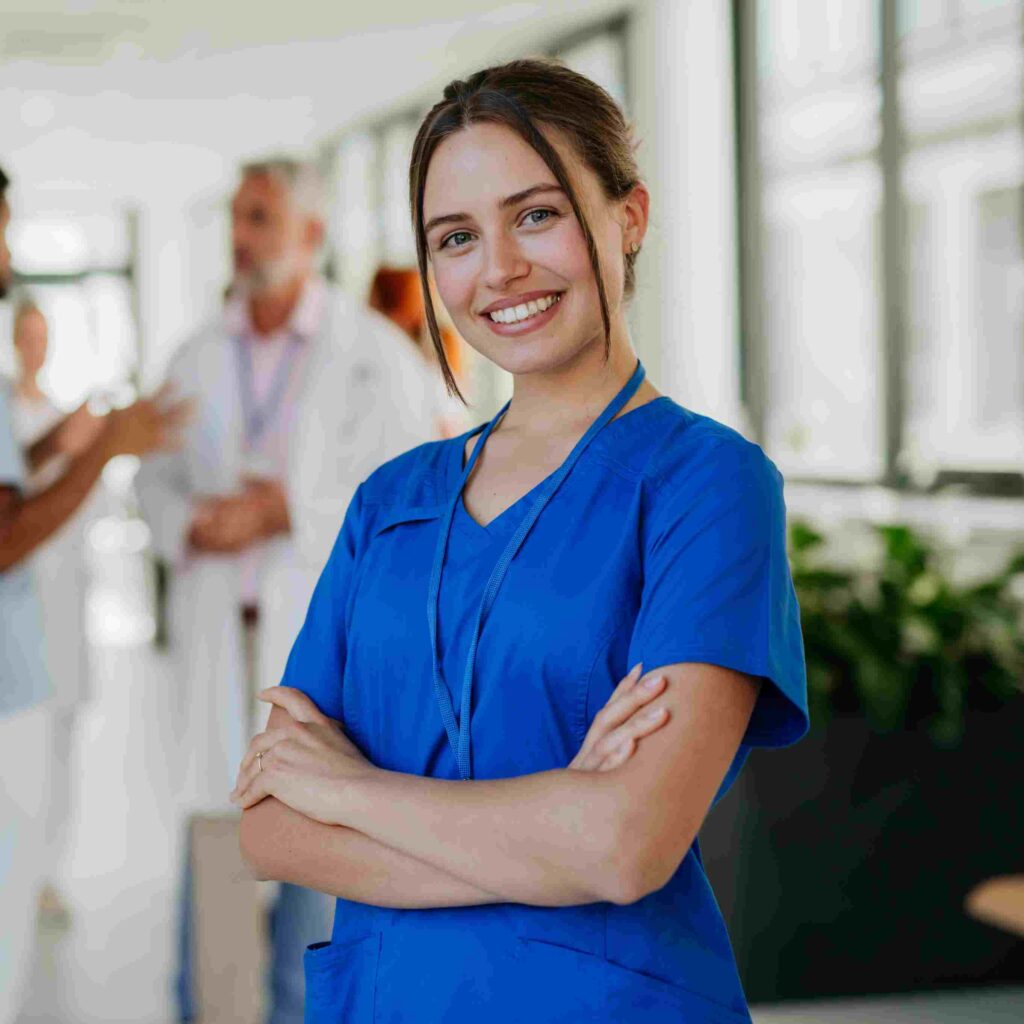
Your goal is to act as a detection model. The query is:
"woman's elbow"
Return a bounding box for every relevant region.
[598,819,691,906]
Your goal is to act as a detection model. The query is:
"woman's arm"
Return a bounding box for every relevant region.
[237,663,759,907]
[241,793,500,909]
[238,665,671,907]
[240,706,501,908]
[339,664,758,906]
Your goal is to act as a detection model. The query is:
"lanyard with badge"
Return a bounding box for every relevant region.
[427,360,646,780]
[233,333,302,478]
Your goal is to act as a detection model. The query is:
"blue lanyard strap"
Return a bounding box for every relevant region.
[427,360,646,780]
[233,333,303,448]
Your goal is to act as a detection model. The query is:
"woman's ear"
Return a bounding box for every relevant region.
[621,182,650,253]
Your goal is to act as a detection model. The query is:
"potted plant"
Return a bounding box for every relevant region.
[701,521,1024,1003]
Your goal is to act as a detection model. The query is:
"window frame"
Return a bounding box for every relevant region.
[733,0,1024,499]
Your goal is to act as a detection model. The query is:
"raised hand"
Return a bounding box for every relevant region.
[568,664,670,773]
[105,384,192,458]
[55,400,106,457]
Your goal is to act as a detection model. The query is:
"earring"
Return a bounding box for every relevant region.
[629,242,640,255]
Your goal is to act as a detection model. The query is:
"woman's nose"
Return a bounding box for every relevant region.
[481,233,529,291]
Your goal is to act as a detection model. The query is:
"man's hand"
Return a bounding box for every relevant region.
[54,401,106,457]
[187,479,289,554]
[105,385,192,459]
[188,494,264,553]
[242,477,290,536]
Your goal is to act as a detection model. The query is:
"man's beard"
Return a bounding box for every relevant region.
[234,252,301,295]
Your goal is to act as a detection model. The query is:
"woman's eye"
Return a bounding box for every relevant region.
[522,208,555,227]
[440,231,473,250]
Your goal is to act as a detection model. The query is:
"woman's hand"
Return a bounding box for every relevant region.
[230,686,372,824]
[568,664,670,772]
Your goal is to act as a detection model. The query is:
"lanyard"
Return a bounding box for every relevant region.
[427,360,646,780]
[233,333,303,448]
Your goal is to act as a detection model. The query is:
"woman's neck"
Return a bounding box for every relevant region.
[500,329,649,439]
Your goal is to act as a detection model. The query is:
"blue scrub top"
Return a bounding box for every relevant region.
[283,396,808,1024]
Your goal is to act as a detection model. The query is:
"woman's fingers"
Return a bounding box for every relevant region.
[231,727,299,802]
[606,662,643,705]
[597,735,635,772]
[592,703,670,770]
[589,672,667,739]
[234,768,271,809]
[258,686,328,724]
[569,669,667,771]
[236,727,290,779]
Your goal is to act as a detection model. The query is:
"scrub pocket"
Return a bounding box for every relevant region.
[515,938,752,1024]
[303,933,380,1024]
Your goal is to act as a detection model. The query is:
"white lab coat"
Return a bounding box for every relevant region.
[136,286,437,811]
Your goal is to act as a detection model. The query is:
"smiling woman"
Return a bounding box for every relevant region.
[236,58,808,1024]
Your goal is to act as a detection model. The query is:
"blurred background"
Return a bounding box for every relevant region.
[1,1,1021,1021]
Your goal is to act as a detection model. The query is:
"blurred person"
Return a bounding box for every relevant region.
[233,61,807,1023]
[368,264,469,437]
[0,162,187,1024]
[135,157,435,1024]
[10,298,104,924]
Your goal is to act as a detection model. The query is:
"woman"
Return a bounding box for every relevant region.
[234,59,807,1023]
[10,299,104,923]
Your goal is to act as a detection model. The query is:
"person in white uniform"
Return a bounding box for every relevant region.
[10,299,103,920]
[0,162,186,1024]
[135,157,436,1024]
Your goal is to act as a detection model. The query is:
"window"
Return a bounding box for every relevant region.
[737,0,1024,493]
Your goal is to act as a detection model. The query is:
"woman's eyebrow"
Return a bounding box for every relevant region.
[498,183,564,209]
[423,184,564,235]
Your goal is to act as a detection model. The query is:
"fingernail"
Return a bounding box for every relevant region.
[630,662,643,676]
[642,706,666,721]
[642,674,664,690]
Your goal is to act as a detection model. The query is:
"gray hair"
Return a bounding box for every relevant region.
[240,157,326,219]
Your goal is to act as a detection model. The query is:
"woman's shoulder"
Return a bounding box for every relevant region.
[602,398,782,497]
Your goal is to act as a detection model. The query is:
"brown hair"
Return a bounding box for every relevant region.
[409,58,641,398]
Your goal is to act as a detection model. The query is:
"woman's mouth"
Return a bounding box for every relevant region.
[481,293,563,335]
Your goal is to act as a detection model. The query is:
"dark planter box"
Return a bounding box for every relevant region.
[700,700,1024,1003]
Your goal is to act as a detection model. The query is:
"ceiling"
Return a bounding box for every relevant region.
[0,0,625,206]
[0,1,551,63]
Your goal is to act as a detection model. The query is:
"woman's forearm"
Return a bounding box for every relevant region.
[338,767,635,906]
[239,796,501,909]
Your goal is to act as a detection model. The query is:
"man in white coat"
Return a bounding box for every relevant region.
[136,157,436,1024]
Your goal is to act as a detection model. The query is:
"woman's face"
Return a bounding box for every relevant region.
[422,121,643,378]
[13,308,48,377]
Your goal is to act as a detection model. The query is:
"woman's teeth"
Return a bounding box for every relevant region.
[488,293,561,324]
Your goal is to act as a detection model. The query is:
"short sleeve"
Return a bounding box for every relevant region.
[0,383,26,490]
[629,439,808,748]
[278,485,367,720]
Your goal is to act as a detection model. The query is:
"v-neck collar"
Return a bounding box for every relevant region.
[445,395,672,535]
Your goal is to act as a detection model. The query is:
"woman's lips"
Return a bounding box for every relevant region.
[480,293,564,336]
